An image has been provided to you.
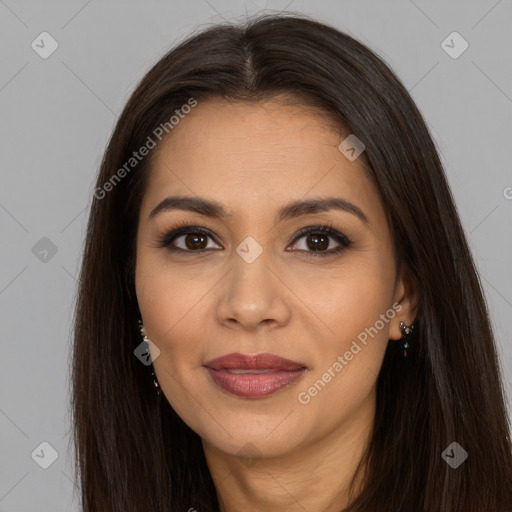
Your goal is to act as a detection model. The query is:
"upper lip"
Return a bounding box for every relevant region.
[204,352,306,371]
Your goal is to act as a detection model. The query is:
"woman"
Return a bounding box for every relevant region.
[71,13,512,511]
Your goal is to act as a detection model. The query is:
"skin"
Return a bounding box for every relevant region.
[135,98,418,512]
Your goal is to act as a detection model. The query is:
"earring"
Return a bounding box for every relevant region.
[399,321,415,358]
[137,320,162,396]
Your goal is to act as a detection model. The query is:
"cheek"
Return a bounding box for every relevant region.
[297,261,394,341]
[136,247,194,329]
[295,264,394,403]
[135,265,207,423]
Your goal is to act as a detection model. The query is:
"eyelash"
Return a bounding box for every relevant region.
[156,220,353,258]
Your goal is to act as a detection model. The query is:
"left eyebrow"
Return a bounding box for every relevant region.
[148,195,370,227]
[275,196,370,226]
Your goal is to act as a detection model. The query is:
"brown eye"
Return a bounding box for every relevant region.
[288,225,352,258]
[182,233,208,250]
[304,233,330,252]
[158,225,222,253]
[168,231,221,252]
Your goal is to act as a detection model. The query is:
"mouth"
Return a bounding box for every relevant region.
[203,352,307,398]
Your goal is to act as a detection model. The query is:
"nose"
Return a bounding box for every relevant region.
[215,252,291,332]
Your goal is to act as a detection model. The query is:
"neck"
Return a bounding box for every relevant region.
[202,394,375,512]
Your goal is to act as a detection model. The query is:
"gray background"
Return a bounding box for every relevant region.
[1,0,511,510]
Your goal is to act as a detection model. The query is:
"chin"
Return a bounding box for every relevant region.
[194,412,311,460]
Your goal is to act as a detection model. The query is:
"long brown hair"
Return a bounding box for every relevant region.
[70,13,512,511]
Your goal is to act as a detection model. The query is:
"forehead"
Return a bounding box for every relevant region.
[140,99,383,227]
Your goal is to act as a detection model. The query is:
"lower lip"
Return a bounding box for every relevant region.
[205,367,307,398]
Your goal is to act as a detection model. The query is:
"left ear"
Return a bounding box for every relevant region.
[389,265,419,341]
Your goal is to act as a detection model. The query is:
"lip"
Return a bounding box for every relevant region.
[204,352,307,398]
[204,352,306,371]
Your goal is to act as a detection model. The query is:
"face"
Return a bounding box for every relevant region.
[135,98,415,460]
